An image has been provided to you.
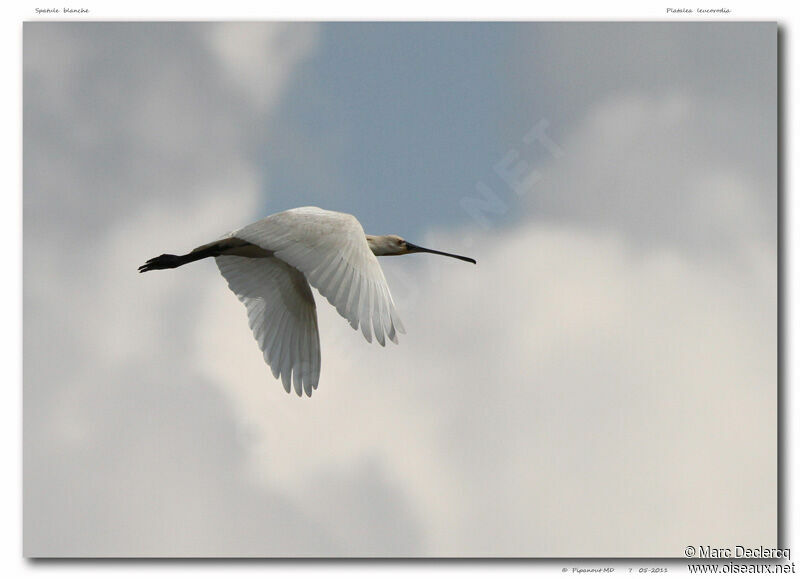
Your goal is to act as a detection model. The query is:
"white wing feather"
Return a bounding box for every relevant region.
[233,207,405,346]
[216,255,321,397]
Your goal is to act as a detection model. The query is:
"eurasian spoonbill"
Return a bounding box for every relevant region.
[139,207,476,397]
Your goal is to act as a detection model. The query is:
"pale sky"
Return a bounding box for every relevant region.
[24,22,776,557]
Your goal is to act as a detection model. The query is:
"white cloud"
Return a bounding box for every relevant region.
[196,217,775,556]
[206,23,317,113]
[23,23,353,557]
[525,92,776,255]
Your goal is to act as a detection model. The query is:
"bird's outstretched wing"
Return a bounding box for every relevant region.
[233,207,405,346]
[216,255,321,397]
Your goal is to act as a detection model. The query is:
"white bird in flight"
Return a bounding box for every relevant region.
[139,207,476,397]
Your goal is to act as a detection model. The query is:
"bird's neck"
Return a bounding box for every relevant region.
[366,235,396,256]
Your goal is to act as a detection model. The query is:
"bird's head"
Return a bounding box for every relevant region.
[367,234,476,264]
[367,234,407,256]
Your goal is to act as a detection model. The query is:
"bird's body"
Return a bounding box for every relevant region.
[139,207,475,397]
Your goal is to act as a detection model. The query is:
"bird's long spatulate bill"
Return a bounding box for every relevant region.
[405,242,476,264]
